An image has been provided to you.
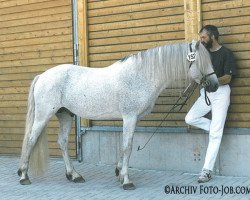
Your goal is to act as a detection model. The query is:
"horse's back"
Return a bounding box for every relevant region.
[34,64,76,94]
[41,64,86,78]
[33,64,122,119]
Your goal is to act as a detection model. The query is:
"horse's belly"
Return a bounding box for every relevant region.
[63,91,122,120]
[73,107,122,120]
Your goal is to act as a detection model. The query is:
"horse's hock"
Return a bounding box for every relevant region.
[80,127,250,177]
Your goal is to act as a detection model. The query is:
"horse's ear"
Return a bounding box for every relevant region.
[195,41,200,50]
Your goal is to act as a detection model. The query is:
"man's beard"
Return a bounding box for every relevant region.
[201,38,213,49]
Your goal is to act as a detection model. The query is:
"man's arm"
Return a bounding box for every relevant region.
[218,74,232,85]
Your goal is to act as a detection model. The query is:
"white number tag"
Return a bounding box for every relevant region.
[187,52,196,62]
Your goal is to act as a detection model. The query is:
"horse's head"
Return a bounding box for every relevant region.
[187,41,219,92]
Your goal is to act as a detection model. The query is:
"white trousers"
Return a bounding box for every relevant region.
[185,85,231,171]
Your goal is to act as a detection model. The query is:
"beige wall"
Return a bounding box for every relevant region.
[202,0,250,127]
[0,0,76,156]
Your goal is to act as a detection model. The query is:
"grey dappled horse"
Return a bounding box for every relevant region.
[18,41,219,190]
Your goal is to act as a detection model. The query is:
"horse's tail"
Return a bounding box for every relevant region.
[21,75,49,176]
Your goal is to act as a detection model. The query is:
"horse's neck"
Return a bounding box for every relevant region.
[117,43,189,91]
[159,44,189,89]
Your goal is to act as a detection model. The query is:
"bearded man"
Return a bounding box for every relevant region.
[185,25,236,183]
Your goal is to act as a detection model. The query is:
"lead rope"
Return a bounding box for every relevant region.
[137,84,197,151]
[201,71,216,106]
[204,89,211,106]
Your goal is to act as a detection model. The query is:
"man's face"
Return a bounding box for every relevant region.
[199,30,213,49]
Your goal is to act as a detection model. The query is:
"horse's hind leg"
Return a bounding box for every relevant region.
[56,110,85,183]
[18,119,48,185]
[120,116,137,190]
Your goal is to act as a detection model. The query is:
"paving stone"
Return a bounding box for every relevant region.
[1,156,250,200]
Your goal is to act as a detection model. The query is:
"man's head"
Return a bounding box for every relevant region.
[199,25,219,49]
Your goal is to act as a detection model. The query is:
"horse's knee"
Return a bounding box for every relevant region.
[58,138,67,151]
[123,140,133,154]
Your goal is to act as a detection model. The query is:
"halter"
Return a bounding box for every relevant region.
[187,43,196,68]
[187,43,216,106]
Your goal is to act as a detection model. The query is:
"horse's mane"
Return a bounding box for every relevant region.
[117,41,211,88]
[118,43,189,88]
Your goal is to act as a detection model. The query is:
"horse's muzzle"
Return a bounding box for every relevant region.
[201,72,219,93]
[205,83,218,92]
[203,79,219,92]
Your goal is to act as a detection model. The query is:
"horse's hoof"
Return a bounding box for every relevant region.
[115,167,120,177]
[73,176,85,183]
[20,178,31,185]
[66,173,85,183]
[123,183,136,190]
[17,169,22,177]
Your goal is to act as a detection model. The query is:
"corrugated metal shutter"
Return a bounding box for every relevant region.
[0,0,75,156]
[202,0,250,127]
[87,0,186,127]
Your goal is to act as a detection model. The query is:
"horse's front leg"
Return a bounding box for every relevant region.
[115,150,123,177]
[120,116,137,190]
[56,112,85,183]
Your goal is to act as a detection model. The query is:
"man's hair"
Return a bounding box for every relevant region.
[199,25,219,40]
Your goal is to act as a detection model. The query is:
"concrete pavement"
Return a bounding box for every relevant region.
[1,156,250,200]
